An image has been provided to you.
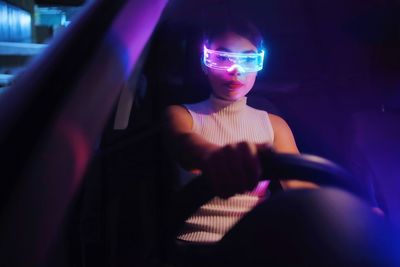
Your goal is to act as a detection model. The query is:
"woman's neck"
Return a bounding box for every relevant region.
[209,93,247,112]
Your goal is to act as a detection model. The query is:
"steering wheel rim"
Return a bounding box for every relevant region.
[258,150,369,200]
[169,151,370,239]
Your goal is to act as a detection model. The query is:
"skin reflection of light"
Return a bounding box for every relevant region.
[227,64,246,73]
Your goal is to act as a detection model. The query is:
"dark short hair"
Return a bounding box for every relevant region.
[202,13,265,52]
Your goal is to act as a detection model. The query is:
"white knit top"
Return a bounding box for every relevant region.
[177,95,274,243]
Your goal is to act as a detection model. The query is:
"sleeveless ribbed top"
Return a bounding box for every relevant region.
[177,95,274,243]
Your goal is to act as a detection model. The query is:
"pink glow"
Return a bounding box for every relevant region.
[110,0,168,76]
[56,119,90,189]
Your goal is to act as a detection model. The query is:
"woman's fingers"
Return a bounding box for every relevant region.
[224,144,248,194]
[203,147,233,198]
[237,142,261,191]
[202,142,265,198]
[214,147,234,198]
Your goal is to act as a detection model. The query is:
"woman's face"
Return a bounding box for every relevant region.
[206,32,258,101]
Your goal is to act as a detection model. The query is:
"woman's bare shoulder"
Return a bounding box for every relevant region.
[268,113,290,131]
[166,104,188,114]
[165,105,193,133]
[267,113,298,153]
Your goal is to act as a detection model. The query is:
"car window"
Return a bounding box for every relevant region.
[0,0,86,91]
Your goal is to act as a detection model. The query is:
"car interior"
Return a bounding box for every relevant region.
[0,0,399,266]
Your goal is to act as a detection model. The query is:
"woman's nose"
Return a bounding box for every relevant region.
[227,64,245,75]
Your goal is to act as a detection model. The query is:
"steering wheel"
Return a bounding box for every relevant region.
[171,151,369,228]
[258,150,369,199]
[166,151,399,267]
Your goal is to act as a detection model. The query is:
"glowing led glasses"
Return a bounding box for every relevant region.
[203,46,265,73]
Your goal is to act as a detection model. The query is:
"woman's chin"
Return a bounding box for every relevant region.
[217,94,240,101]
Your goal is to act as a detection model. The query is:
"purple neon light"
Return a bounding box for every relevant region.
[203,45,265,73]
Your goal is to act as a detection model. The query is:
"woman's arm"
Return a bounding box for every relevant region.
[164,105,219,171]
[269,114,318,190]
[164,105,261,198]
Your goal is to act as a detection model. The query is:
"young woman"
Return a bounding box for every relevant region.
[164,18,316,244]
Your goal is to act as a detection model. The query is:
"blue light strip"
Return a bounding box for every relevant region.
[0,1,32,42]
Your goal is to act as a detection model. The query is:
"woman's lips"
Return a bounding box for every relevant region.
[225,81,244,89]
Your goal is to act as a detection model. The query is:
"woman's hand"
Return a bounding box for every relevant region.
[201,142,271,198]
